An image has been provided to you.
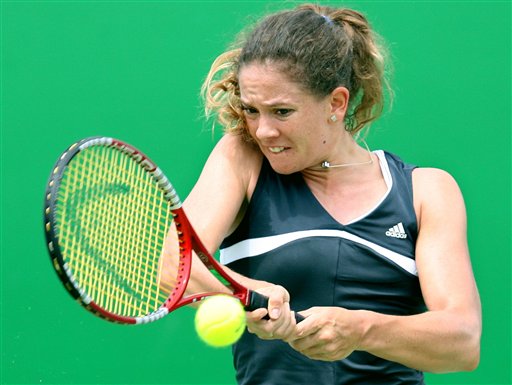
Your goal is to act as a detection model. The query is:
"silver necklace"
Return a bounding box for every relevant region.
[319,140,374,169]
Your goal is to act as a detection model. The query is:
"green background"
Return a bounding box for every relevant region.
[1,1,510,384]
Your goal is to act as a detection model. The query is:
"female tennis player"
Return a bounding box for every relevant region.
[165,3,482,384]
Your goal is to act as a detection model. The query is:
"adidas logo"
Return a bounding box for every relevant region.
[385,222,407,239]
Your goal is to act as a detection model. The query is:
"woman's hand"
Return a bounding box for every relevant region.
[245,285,297,341]
[288,307,365,361]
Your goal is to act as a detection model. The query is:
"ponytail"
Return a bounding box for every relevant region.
[335,8,391,133]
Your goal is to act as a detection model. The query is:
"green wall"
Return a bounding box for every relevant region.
[1,1,510,384]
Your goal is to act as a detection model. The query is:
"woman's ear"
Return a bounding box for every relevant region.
[329,86,350,122]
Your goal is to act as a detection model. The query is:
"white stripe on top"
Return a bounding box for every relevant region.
[220,229,417,276]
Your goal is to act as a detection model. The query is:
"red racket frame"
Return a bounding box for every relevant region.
[44,137,265,325]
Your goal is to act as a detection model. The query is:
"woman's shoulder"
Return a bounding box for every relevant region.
[412,167,465,225]
[215,133,260,157]
[212,134,263,196]
[412,167,460,190]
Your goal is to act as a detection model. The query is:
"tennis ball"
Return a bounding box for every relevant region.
[194,295,246,347]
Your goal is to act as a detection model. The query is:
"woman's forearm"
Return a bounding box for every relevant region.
[358,308,481,373]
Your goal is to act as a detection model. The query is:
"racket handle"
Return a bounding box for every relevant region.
[247,290,305,323]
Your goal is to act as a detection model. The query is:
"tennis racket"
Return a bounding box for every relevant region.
[43,136,302,325]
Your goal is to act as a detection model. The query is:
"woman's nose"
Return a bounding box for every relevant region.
[254,116,279,140]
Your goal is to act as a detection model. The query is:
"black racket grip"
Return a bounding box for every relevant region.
[246,290,304,323]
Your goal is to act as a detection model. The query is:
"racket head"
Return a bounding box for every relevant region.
[44,137,187,324]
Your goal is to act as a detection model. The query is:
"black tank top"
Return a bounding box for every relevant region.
[220,151,426,385]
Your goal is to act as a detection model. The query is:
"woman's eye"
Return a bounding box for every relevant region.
[242,106,258,115]
[275,108,293,117]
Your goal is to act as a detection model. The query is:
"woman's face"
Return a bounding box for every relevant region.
[238,62,344,174]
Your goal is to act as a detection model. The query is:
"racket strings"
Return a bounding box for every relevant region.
[86,150,168,313]
[56,145,178,317]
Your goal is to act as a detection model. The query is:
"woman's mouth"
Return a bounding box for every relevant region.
[268,147,286,153]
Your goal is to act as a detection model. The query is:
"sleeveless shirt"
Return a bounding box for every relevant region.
[220,150,426,385]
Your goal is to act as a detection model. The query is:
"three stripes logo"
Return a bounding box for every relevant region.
[386,222,407,239]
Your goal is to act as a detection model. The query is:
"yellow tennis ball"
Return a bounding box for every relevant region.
[194,295,246,347]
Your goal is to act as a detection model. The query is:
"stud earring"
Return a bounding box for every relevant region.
[329,115,338,123]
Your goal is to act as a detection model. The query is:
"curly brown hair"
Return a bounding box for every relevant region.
[201,4,391,141]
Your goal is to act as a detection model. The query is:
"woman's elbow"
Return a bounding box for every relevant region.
[435,314,482,373]
[458,318,482,372]
[465,334,481,371]
[461,344,480,372]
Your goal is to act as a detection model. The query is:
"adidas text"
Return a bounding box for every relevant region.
[385,230,407,239]
[386,222,407,239]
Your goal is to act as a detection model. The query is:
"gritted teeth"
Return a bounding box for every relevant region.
[269,147,286,153]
